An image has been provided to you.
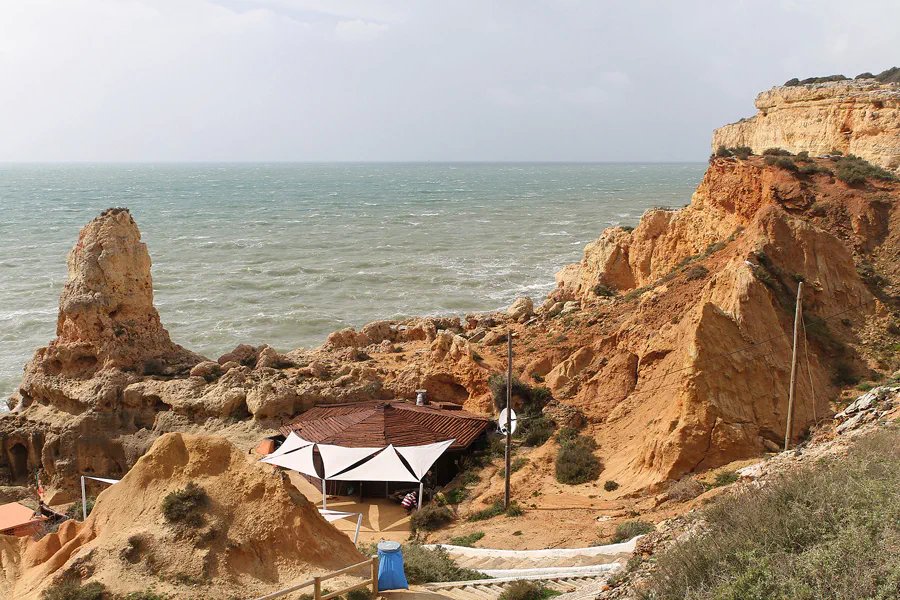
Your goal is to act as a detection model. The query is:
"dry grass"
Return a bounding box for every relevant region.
[645,429,900,599]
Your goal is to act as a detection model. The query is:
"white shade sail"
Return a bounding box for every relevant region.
[318,509,358,523]
[264,443,319,478]
[317,444,382,478]
[263,432,314,461]
[329,445,420,483]
[84,476,120,485]
[396,439,454,480]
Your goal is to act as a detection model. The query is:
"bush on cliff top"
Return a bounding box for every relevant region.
[646,429,900,600]
[835,155,897,186]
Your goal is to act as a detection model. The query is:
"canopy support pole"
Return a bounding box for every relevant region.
[322,478,327,510]
[418,481,424,509]
[354,513,363,545]
[81,476,87,521]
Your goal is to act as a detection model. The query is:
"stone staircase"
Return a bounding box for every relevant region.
[423,573,612,600]
[414,539,641,600]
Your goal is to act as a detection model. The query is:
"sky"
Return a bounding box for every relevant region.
[1,1,898,163]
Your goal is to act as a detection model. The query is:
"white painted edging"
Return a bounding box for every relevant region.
[425,536,642,559]
[423,567,620,590]
[479,564,621,578]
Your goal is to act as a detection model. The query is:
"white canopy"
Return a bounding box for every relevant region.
[84,476,120,485]
[396,439,455,480]
[263,432,314,461]
[317,444,382,478]
[264,444,319,478]
[318,509,358,523]
[329,445,420,483]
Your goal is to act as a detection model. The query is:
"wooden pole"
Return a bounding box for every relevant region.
[81,476,87,521]
[504,329,512,510]
[371,556,379,597]
[314,576,322,600]
[784,281,804,451]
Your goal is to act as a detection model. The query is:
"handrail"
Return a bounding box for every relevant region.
[250,557,379,600]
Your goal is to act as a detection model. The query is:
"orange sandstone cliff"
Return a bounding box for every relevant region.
[2,113,900,502]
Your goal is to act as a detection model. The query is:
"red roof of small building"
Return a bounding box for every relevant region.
[281,401,490,450]
[0,502,44,534]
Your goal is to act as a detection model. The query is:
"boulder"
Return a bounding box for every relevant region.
[507,297,535,322]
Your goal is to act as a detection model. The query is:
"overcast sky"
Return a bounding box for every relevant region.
[1,1,898,162]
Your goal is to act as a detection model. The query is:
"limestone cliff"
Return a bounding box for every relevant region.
[712,79,900,172]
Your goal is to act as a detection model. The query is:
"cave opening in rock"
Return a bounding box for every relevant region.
[9,443,28,482]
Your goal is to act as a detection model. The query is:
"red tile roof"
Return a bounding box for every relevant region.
[281,401,490,450]
[0,502,43,533]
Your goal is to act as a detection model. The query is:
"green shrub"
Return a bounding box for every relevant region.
[65,497,95,521]
[763,147,793,156]
[767,156,798,171]
[123,591,169,600]
[593,282,617,297]
[713,471,739,487]
[835,155,897,185]
[646,429,900,600]
[730,146,752,160]
[41,581,107,600]
[796,150,810,161]
[610,520,654,544]
[161,482,207,527]
[497,580,559,600]
[604,480,620,492]
[715,145,731,157]
[522,416,555,447]
[399,543,485,584]
[442,487,468,505]
[449,532,485,547]
[410,504,454,532]
[467,502,504,522]
[346,589,372,600]
[555,434,601,485]
[621,225,635,232]
[832,360,859,386]
[685,265,708,281]
[505,502,524,517]
[667,476,705,502]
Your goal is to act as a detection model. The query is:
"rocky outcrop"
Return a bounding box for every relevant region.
[550,155,895,487]
[712,80,900,172]
[0,433,362,600]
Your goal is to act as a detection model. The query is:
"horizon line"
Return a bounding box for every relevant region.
[0,159,709,166]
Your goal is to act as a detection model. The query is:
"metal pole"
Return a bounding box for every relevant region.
[81,476,87,521]
[785,281,804,451]
[322,478,327,510]
[353,513,362,545]
[418,481,424,509]
[504,329,512,509]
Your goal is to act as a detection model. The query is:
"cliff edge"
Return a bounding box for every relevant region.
[713,75,900,173]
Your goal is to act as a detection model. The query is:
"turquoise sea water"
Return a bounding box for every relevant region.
[0,163,706,404]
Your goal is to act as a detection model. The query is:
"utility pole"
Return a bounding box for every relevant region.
[504,329,512,509]
[784,281,804,451]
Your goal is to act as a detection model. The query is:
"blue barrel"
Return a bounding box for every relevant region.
[377,540,409,591]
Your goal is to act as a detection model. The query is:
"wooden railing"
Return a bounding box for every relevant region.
[251,557,379,600]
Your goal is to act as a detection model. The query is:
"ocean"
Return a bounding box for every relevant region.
[0,163,706,406]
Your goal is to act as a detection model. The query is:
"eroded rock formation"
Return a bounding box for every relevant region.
[712,79,900,172]
[0,433,362,600]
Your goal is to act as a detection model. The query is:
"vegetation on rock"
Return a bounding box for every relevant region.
[647,429,900,599]
[161,481,207,527]
[410,504,455,532]
[497,580,559,600]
